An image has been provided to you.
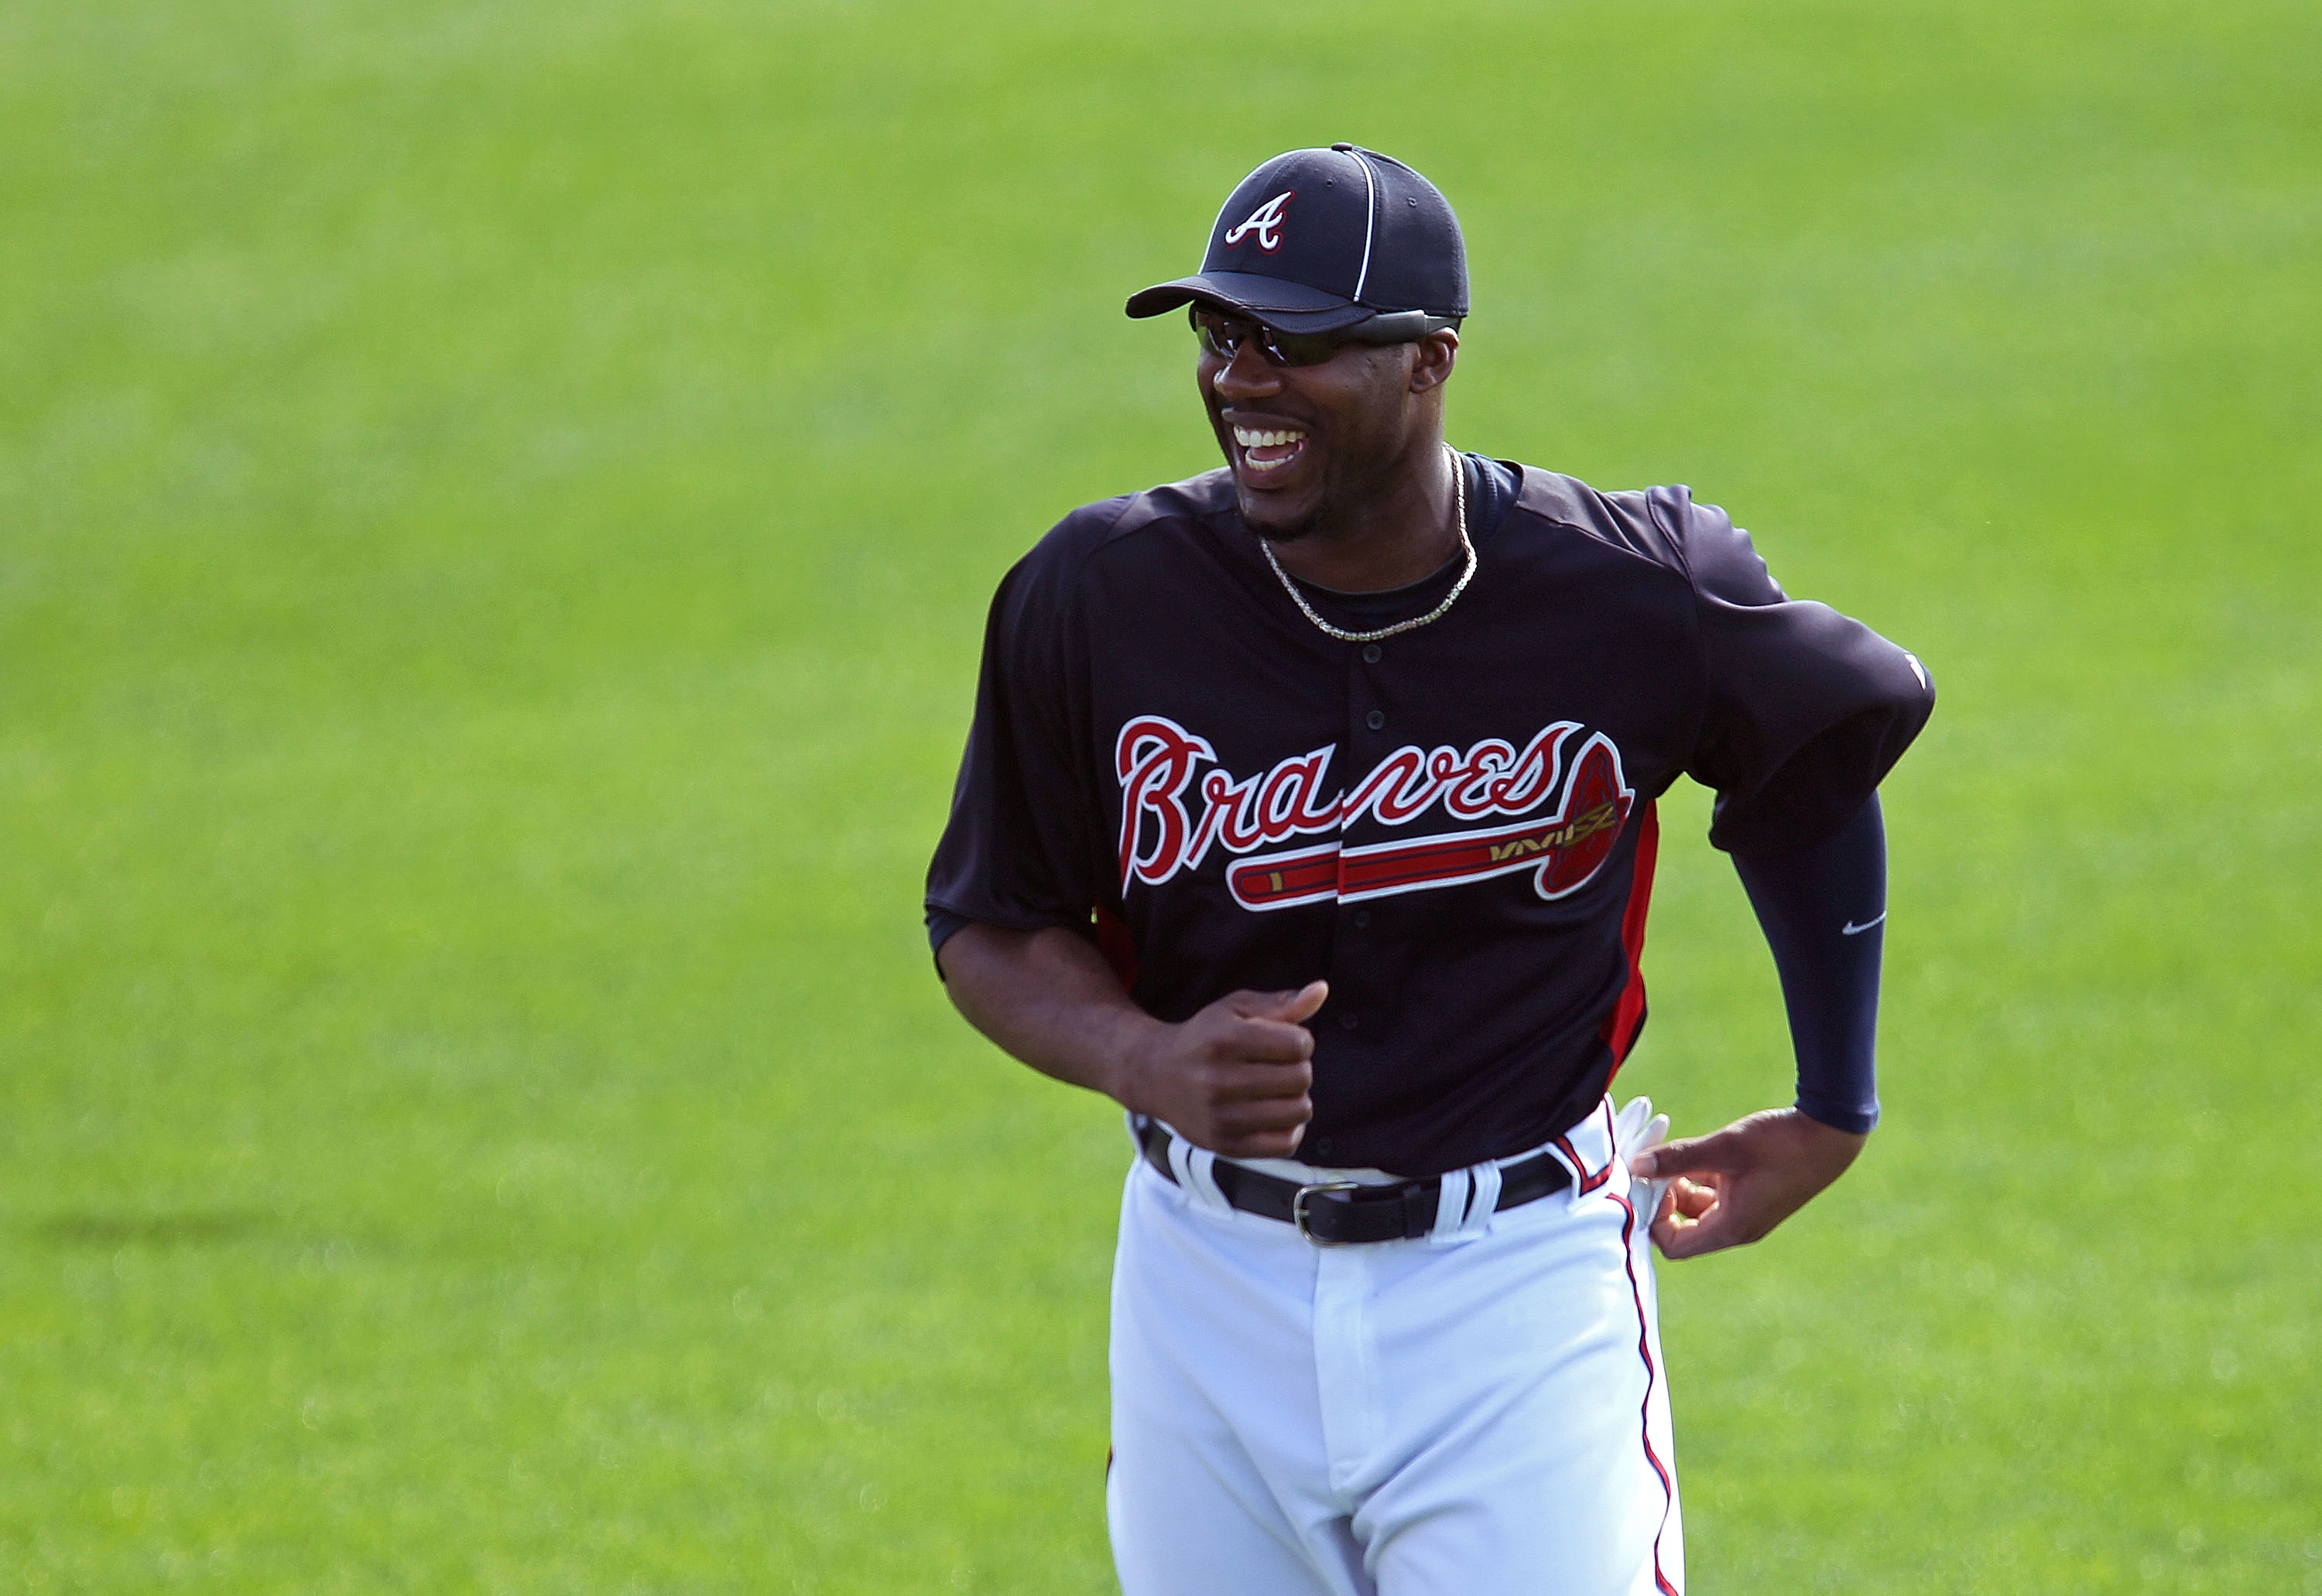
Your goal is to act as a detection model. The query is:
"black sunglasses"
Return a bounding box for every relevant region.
[1190,307,1459,368]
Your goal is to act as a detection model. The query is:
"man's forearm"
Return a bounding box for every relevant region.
[933,920,1326,1159]
[1632,796,1886,1258]
[935,922,1159,1105]
[1731,793,1886,1134]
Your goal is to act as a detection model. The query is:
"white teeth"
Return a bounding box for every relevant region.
[1233,427,1307,449]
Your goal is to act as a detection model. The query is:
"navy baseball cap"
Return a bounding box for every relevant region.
[1126,144,1468,334]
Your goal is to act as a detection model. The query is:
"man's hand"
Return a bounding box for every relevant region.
[1626,1108,1868,1259]
[1115,981,1328,1161]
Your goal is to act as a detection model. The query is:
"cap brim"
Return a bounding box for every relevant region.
[1124,271,1376,334]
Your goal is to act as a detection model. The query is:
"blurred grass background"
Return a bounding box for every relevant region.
[3,0,2318,1590]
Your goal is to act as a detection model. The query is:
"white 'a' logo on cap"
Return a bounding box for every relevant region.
[1223,190,1293,253]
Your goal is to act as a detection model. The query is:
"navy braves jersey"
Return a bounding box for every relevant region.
[926,456,1933,1176]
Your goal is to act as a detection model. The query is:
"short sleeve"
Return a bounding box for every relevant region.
[923,533,1105,940]
[1657,488,1936,855]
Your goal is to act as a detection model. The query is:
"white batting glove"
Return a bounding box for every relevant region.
[1614,1095,1671,1228]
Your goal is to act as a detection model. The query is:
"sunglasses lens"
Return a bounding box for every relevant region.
[1193,313,1243,359]
[1193,310,1343,367]
[1268,330,1341,366]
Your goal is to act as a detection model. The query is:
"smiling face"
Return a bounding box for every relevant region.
[1195,312,1459,544]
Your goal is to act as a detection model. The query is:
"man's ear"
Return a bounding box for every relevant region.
[1407,329,1459,395]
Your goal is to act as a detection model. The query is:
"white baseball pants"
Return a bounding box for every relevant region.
[1107,1100,1683,1595]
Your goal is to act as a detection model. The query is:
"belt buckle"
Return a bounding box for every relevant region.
[1291,1180,1365,1245]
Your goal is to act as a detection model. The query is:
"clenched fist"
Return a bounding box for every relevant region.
[1116,981,1329,1160]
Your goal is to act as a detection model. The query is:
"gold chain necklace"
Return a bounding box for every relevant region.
[1258,444,1475,645]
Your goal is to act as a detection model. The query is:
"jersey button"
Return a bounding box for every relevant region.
[1337,1012,1360,1031]
[1365,710,1385,731]
[1311,1135,1336,1159]
[1352,908,1372,928]
[1361,643,1382,664]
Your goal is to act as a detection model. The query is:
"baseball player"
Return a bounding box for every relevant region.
[925,144,1932,1594]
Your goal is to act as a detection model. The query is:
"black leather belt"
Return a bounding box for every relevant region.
[1135,1116,1572,1245]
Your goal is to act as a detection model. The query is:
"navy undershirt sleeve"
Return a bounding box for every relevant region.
[1731,793,1887,1134]
[926,907,971,974]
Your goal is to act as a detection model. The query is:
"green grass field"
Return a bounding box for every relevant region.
[5,1,2318,1590]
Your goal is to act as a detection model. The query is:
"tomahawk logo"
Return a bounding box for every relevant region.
[1222,191,1293,253]
[1114,716,1635,912]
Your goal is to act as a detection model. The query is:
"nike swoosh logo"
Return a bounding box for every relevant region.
[1841,913,1886,936]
